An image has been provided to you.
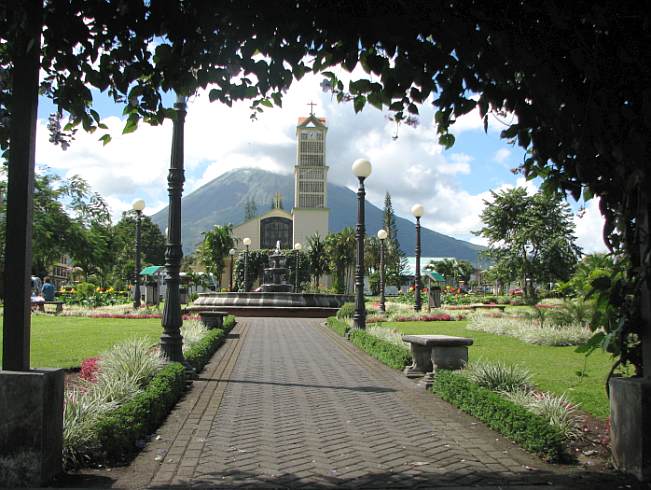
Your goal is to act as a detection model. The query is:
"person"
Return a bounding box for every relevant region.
[41,276,56,301]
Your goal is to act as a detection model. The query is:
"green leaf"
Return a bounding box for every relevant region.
[353,95,366,113]
[98,134,112,146]
[260,98,273,108]
[439,133,455,149]
[208,89,221,102]
[575,332,605,354]
[367,91,383,110]
[590,276,611,291]
[122,117,138,135]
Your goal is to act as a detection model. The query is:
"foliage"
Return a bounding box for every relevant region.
[462,360,532,393]
[382,192,406,287]
[196,224,235,284]
[184,316,235,371]
[325,227,355,294]
[503,390,582,441]
[94,363,186,463]
[58,284,130,307]
[79,357,100,382]
[477,188,581,301]
[326,317,350,337]
[556,254,616,297]
[466,313,593,346]
[336,302,356,320]
[98,338,161,388]
[386,320,613,418]
[348,328,411,370]
[432,371,568,462]
[306,232,328,287]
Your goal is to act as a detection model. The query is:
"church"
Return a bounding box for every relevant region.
[231,108,330,250]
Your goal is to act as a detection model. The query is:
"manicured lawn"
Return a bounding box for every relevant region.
[0,315,162,369]
[381,320,614,419]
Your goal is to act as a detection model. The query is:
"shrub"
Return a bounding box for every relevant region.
[463,360,532,392]
[79,357,100,382]
[95,362,186,461]
[326,316,349,337]
[348,329,411,370]
[467,315,592,346]
[99,338,162,388]
[181,319,209,352]
[432,370,568,462]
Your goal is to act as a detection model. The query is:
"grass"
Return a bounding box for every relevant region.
[380,320,614,418]
[0,315,162,369]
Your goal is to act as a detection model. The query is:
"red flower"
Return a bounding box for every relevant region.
[80,357,100,382]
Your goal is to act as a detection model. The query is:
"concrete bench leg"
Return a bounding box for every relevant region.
[55,303,62,314]
[431,346,468,370]
[403,343,433,378]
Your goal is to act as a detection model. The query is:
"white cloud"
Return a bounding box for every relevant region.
[574,198,608,254]
[493,148,511,164]
[34,70,516,241]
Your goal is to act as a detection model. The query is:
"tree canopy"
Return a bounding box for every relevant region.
[477,187,581,300]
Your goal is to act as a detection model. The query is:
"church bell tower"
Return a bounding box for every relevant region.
[292,103,329,247]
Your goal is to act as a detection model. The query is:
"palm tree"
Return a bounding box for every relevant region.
[325,227,355,294]
[197,224,236,287]
[306,232,328,289]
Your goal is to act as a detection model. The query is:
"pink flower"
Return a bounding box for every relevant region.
[80,357,100,382]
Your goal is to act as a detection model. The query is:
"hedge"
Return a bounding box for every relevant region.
[185,315,236,371]
[431,370,569,462]
[94,315,236,461]
[326,316,349,337]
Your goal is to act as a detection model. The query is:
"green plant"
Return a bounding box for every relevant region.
[348,329,411,370]
[326,317,349,337]
[94,362,186,461]
[463,360,532,392]
[432,371,569,462]
[336,302,356,320]
[99,338,161,387]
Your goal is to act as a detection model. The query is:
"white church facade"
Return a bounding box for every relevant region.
[231,111,330,250]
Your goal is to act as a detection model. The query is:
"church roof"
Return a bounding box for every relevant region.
[297,114,327,128]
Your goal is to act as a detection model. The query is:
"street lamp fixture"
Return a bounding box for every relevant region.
[411,203,425,311]
[132,198,145,309]
[352,158,372,330]
[242,237,251,292]
[294,242,302,292]
[377,229,388,313]
[229,248,236,292]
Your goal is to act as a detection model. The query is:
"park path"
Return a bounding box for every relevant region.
[115,317,613,489]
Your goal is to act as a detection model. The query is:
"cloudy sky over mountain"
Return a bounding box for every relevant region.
[34,70,607,253]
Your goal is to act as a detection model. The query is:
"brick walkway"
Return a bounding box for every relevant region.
[117,317,622,489]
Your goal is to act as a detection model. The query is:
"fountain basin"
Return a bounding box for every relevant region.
[189,292,352,318]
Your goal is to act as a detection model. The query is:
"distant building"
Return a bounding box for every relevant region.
[231,108,330,250]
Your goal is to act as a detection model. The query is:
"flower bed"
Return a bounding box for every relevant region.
[62,316,235,468]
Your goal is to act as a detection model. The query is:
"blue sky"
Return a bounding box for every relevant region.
[33,71,606,253]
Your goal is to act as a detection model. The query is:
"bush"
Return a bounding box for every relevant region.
[337,302,356,319]
[348,329,411,370]
[463,360,532,392]
[326,317,349,336]
[95,362,186,461]
[432,370,568,462]
[185,315,235,371]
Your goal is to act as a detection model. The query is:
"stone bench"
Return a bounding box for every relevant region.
[402,334,473,388]
[469,304,507,311]
[33,301,64,314]
[198,311,229,329]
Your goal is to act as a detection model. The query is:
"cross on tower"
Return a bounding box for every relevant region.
[307,101,317,115]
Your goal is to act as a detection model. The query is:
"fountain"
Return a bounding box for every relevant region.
[189,241,352,317]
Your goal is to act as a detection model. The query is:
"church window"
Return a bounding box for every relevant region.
[260,217,293,250]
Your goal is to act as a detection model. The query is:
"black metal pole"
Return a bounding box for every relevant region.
[415,216,422,311]
[160,95,189,365]
[243,245,249,292]
[133,210,142,308]
[229,254,234,291]
[379,238,386,313]
[2,0,42,371]
[295,251,299,292]
[353,176,366,330]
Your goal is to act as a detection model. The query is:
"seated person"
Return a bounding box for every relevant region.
[41,276,56,301]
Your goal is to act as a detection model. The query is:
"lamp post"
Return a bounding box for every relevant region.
[160,94,189,366]
[229,248,236,291]
[377,229,388,313]
[352,158,372,330]
[132,198,145,309]
[411,203,424,311]
[242,237,251,292]
[294,242,302,292]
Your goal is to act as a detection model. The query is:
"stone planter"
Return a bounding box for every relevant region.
[609,376,651,481]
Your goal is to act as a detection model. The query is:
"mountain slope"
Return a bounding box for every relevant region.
[151,168,484,263]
